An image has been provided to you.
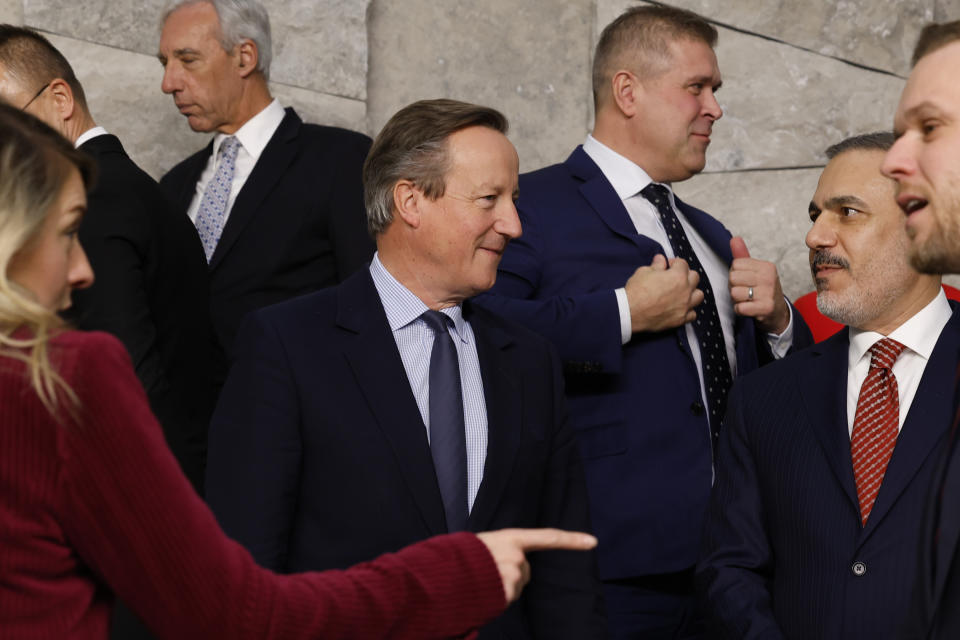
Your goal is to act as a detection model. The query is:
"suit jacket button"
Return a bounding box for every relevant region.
[690,401,705,416]
[852,561,866,576]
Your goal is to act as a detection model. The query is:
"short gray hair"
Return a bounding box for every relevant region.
[163,0,272,79]
[362,99,509,236]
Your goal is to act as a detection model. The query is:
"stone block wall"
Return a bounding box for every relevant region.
[2,0,955,296]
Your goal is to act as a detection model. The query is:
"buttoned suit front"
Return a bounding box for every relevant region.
[476,146,812,581]
[697,306,960,639]
[204,268,604,639]
[159,108,374,362]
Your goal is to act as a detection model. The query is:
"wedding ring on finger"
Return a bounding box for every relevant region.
[747,286,754,301]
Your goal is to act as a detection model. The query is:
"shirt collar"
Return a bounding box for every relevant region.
[583,134,672,201]
[848,287,952,366]
[368,253,469,343]
[75,126,109,148]
[212,99,285,162]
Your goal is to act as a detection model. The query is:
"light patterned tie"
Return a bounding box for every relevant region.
[851,337,906,526]
[194,136,241,262]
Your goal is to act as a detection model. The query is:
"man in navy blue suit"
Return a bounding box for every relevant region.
[205,99,604,639]
[698,132,959,639]
[476,6,810,637]
[880,21,960,640]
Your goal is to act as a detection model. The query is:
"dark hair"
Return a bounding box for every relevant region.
[592,5,717,109]
[0,24,88,111]
[362,99,508,235]
[912,20,960,67]
[824,131,896,160]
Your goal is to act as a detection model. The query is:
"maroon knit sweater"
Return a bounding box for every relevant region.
[0,330,504,639]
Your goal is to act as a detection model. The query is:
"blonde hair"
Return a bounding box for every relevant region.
[0,103,95,414]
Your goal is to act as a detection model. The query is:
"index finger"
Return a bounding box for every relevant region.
[509,528,598,552]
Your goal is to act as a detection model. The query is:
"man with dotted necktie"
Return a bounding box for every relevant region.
[476,6,812,637]
[698,132,960,639]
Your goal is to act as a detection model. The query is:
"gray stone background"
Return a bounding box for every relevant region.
[4,0,959,297]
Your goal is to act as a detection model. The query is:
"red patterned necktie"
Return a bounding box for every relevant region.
[851,337,906,526]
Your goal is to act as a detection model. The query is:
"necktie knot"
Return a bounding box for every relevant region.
[869,338,906,371]
[640,183,671,210]
[422,310,451,335]
[219,135,241,161]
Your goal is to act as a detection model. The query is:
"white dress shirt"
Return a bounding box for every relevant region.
[582,135,793,425]
[846,288,952,436]
[368,253,488,512]
[75,126,108,148]
[185,99,286,225]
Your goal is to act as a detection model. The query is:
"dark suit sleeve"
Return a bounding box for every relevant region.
[524,343,606,637]
[696,381,786,640]
[476,201,625,373]
[69,191,176,423]
[327,134,374,281]
[205,310,302,571]
[754,303,814,367]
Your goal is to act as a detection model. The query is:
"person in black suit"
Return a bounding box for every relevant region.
[205,99,605,638]
[698,132,959,639]
[157,0,373,363]
[0,26,214,492]
[881,20,960,640]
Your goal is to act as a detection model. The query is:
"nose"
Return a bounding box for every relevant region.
[881,134,913,180]
[703,89,723,121]
[160,62,179,95]
[496,199,523,240]
[70,242,94,291]
[805,214,836,252]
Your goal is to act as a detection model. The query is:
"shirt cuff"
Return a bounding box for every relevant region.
[766,299,794,359]
[615,288,632,345]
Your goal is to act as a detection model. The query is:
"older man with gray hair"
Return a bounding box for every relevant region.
[205,98,605,639]
[157,0,374,365]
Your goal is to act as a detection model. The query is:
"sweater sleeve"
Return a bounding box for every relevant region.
[55,332,504,639]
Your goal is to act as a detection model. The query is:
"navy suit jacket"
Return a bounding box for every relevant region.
[476,146,812,579]
[903,361,960,640]
[697,306,960,639]
[205,268,604,639]
[159,108,374,363]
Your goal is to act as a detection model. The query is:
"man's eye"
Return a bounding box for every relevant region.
[841,207,858,216]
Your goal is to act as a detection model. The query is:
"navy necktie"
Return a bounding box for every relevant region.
[641,183,733,433]
[422,310,468,532]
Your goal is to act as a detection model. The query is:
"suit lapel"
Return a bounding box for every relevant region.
[567,147,664,254]
[798,331,860,512]
[336,271,447,535]
[465,305,523,531]
[209,109,302,271]
[861,310,960,543]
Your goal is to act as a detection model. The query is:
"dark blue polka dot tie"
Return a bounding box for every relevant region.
[642,183,733,434]
[421,310,468,532]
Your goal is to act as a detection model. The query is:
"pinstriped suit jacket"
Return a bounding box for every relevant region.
[697,304,960,639]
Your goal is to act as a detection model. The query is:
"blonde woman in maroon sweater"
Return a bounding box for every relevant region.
[0,104,595,639]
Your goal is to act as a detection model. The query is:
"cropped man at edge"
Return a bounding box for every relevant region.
[476,6,812,638]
